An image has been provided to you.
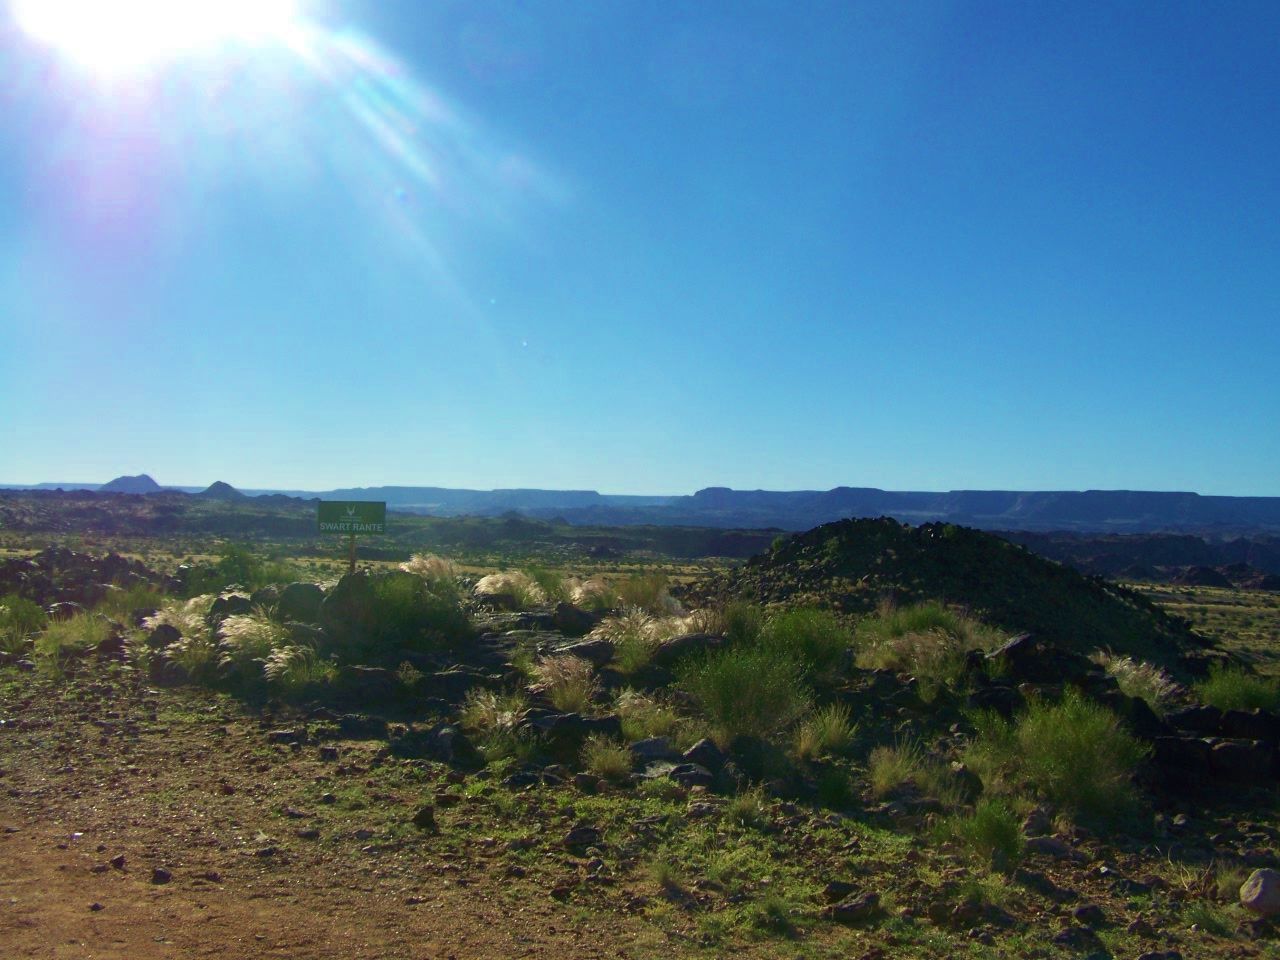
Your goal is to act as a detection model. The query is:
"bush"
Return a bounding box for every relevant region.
[1195,664,1280,712]
[263,645,338,694]
[1094,653,1179,711]
[614,572,678,615]
[363,572,472,658]
[217,611,289,682]
[964,689,1148,823]
[757,608,850,679]
[535,655,599,713]
[165,634,220,684]
[474,571,545,607]
[615,689,682,742]
[144,595,214,639]
[792,702,857,760]
[723,601,763,645]
[569,576,616,613]
[524,565,570,603]
[34,614,110,673]
[0,594,46,654]
[679,646,811,741]
[185,544,300,594]
[725,788,769,830]
[868,739,925,798]
[938,798,1024,869]
[592,608,693,673]
[855,600,1004,694]
[399,554,462,599]
[581,736,632,782]
[459,689,528,735]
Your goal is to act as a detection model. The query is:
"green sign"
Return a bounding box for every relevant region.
[318,501,387,534]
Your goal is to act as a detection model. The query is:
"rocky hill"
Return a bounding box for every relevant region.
[694,518,1208,670]
[98,473,162,494]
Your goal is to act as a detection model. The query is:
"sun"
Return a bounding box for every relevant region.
[11,0,302,74]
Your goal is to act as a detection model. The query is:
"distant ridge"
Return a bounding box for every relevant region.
[4,479,1280,534]
[197,481,246,501]
[99,474,162,494]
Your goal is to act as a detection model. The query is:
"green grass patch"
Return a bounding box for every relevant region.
[1195,663,1280,711]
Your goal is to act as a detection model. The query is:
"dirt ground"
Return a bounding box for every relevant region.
[0,672,652,960]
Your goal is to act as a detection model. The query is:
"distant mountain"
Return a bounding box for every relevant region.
[99,474,162,494]
[196,481,246,501]
[4,478,1280,535]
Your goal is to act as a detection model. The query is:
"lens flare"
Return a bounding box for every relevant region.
[12,0,300,73]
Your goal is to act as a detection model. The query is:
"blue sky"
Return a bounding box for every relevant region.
[1,0,1277,494]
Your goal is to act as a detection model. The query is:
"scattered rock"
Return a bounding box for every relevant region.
[109,854,126,870]
[276,582,324,623]
[150,867,172,884]
[553,602,599,638]
[630,737,679,762]
[1025,836,1087,862]
[89,902,104,911]
[822,880,858,903]
[1071,903,1106,926]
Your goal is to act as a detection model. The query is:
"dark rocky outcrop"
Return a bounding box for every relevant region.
[695,518,1208,671]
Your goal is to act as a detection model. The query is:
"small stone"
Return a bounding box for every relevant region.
[281,806,307,819]
[822,880,858,903]
[202,871,223,882]
[563,826,601,849]
[319,746,339,761]
[412,806,438,833]
[295,828,320,840]
[319,793,336,805]
[823,892,881,925]
[573,772,599,793]
[89,902,104,911]
[550,884,574,901]
[150,867,172,884]
[90,863,109,874]
[254,846,276,857]
[1071,903,1105,926]
[109,854,127,870]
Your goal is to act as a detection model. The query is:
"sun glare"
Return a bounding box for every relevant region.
[11,0,301,73]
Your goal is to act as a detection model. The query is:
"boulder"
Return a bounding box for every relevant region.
[1209,739,1275,782]
[1240,868,1280,916]
[1165,705,1223,735]
[277,582,325,624]
[145,623,181,650]
[823,892,881,925]
[1094,689,1169,740]
[333,666,398,705]
[630,737,680,762]
[647,633,724,670]
[208,593,252,626]
[985,633,1093,685]
[558,638,615,669]
[1221,709,1280,744]
[682,738,726,770]
[1153,736,1213,772]
[552,602,598,638]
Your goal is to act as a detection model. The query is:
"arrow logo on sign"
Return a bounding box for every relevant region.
[346,506,357,517]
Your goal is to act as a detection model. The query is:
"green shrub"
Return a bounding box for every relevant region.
[185,544,300,594]
[263,645,338,694]
[34,613,110,674]
[868,739,924,798]
[217,610,289,682]
[524,565,570,603]
[792,702,857,760]
[398,553,462,600]
[614,572,677,615]
[143,595,214,639]
[459,689,528,735]
[1195,664,1280,712]
[615,689,682,741]
[723,600,763,645]
[0,594,46,655]
[165,634,220,684]
[757,608,850,678]
[815,766,855,809]
[855,600,1004,695]
[938,798,1024,869]
[581,736,633,782]
[679,646,811,741]
[95,582,164,623]
[964,689,1148,823]
[349,571,471,660]
[725,787,769,830]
